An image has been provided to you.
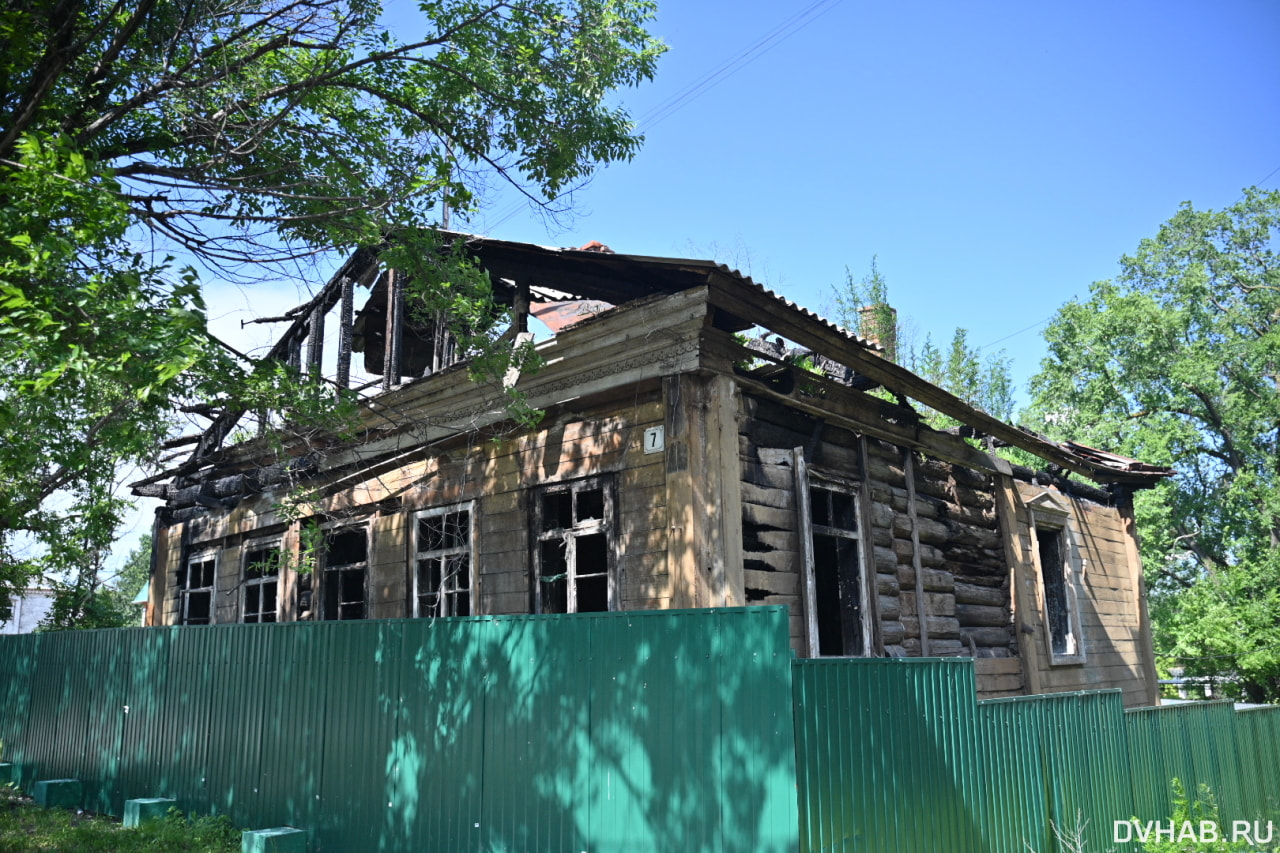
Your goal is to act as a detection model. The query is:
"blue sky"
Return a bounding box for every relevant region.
[457,0,1280,402]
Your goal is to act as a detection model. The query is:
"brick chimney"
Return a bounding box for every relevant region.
[858,304,898,362]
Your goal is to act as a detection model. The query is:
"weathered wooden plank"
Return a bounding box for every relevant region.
[961,626,1014,647]
[743,501,797,532]
[956,603,1009,627]
[740,459,796,490]
[742,550,800,573]
[743,568,799,596]
[954,581,1008,607]
[741,481,794,510]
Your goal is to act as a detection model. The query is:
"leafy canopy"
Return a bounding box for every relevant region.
[1028,188,1280,702]
[0,0,664,604]
[832,258,1015,425]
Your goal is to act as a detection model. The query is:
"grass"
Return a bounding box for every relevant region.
[0,786,240,852]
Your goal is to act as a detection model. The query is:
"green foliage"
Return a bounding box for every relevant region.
[1136,780,1262,853]
[37,534,152,631]
[1028,188,1280,702]
[0,788,238,852]
[911,328,1015,425]
[0,0,662,599]
[831,258,1015,424]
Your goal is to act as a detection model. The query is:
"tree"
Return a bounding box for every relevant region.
[832,259,1015,423]
[0,0,664,603]
[1028,188,1280,702]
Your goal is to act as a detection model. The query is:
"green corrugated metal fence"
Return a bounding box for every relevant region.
[3,612,1279,852]
[792,658,1279,853]
[1238,706,1280,821]
[1127,701,1260,824]
[977,691,1135,853]
[0,608,800,853]
[792,658,986,852]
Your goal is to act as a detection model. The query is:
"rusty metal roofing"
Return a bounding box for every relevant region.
[1060,440,1175,479]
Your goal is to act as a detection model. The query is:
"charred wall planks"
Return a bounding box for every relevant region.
[735,388,1018,677]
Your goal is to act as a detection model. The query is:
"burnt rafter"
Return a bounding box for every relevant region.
[132,231,1172,503]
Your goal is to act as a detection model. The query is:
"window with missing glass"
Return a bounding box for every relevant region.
[1028,494,1086,665]
[805,481,869,657]
[242,542,282,623]
[532,477,615,614]
[180,551,216,625]
[322,526,368,621]
[413,504,474,618]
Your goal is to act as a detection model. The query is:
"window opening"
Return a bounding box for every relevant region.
[322,527,368,621]
[180,553,216,625]
[1038,527,1073,656]
[533,478,615,614]
[414,505,474,617]
[242,543,281,623]
[808,483,865,656]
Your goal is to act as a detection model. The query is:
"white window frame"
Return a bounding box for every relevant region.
[319,522,370,621]
[181,549,218,626]
[241,539,283,624]
[411,502,477,618]
[1027,494,1087,665]
[531,476,617,614]
[796,455,873,658]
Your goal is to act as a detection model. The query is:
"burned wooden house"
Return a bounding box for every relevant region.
[135,235,1173,706]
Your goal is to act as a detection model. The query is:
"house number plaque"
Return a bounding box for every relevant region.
[643,425,664,454]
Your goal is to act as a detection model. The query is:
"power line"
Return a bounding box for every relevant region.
[1250,164,1280,190]
[978,316,1053,351]
[483,0,843,233]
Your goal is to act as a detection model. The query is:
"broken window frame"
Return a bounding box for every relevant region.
[241,539,282,624]
[796,456,873,658]
[319,523,370,622]
[531,476,617,614]
[411,502,476,618]
[180,549,217,626]
[1028,499,1086,665]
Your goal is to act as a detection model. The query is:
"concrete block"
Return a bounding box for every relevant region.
[124,797,177,827]
[32,778,82,809]
[243,827,307,853]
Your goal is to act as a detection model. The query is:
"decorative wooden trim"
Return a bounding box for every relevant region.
[994,473,1041,696]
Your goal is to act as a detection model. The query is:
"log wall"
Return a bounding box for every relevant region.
[735,390,1016,666]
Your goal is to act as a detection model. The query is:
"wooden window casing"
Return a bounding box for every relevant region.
[321,526,368,621]
[412,503,476,618]
[532,477,616,614]
[801,476,870,657]
[180,551,217,626]
[1029,498,1086,665]
[241,542,282,624]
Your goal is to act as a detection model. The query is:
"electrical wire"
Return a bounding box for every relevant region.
[482,0,844,233]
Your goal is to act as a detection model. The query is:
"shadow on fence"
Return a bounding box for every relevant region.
[0,609,1276,852]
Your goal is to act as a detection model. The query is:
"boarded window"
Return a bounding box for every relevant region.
[180,553,216,626]
[414,505,473,618]
[532,477,615,614]
[322,527,367,621]
[242,543,281,624]
[807,483,866,657]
